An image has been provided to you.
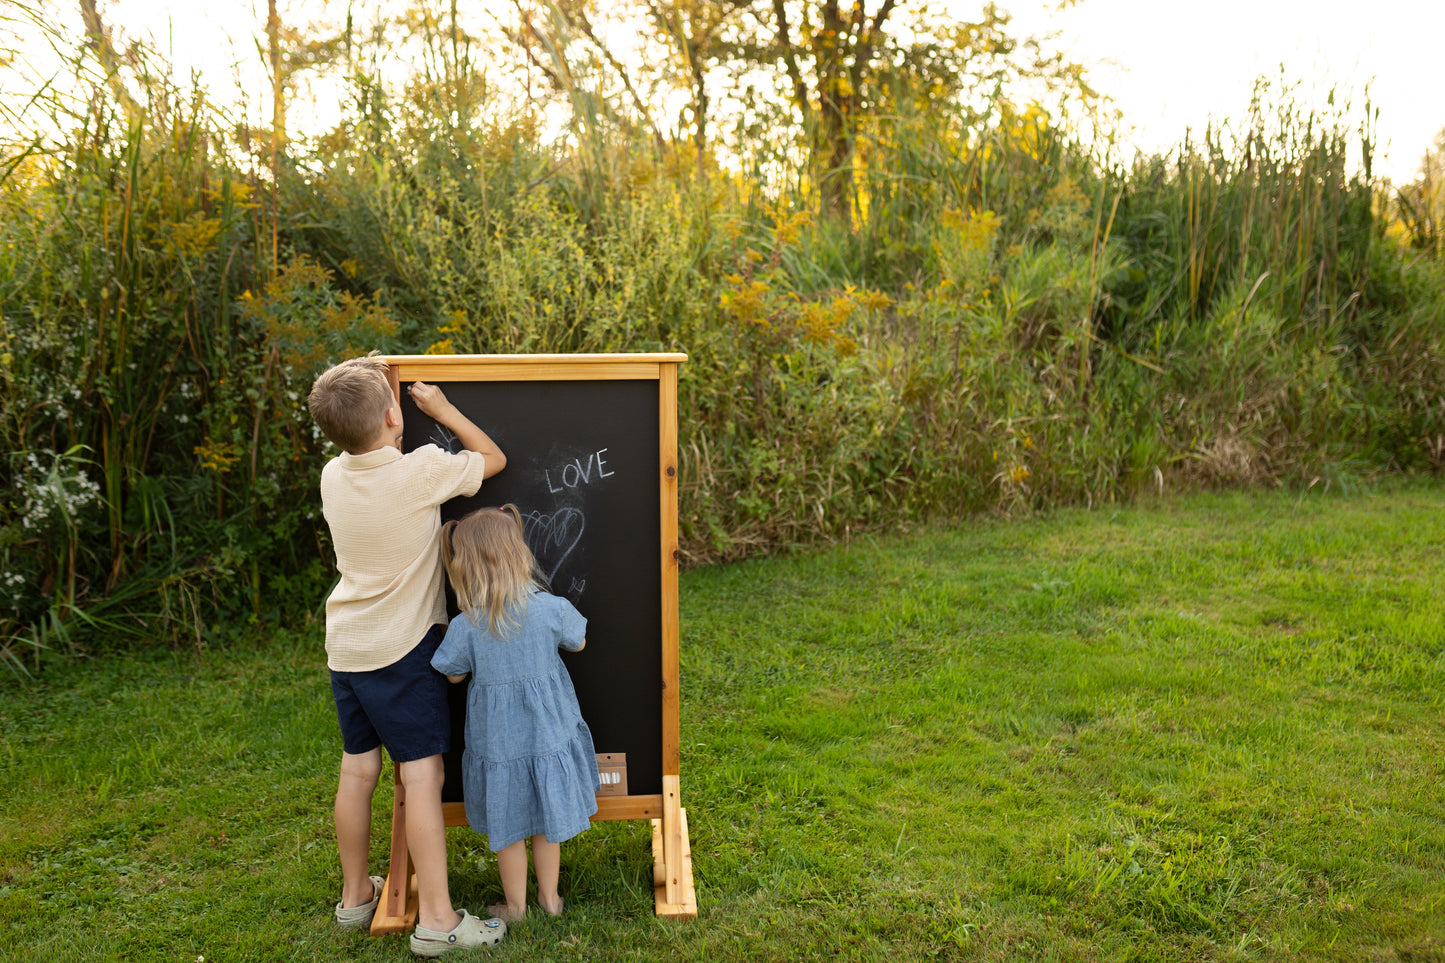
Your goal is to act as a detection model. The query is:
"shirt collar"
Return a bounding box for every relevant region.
[339,446,403,469]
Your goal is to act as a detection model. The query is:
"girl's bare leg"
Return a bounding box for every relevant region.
[491,839,529,921]
[531,836,564,916]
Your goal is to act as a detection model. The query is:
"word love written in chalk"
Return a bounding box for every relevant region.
[545,449,615,493]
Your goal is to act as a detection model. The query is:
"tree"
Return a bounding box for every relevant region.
[77,0,142,121]
[771,0,896,219]
[496,0,666,153]
[712,0,1094,223]
[644,0,751,177]
[486,1,1095,221]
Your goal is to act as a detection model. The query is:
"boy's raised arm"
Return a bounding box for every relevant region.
[408,381,507,478]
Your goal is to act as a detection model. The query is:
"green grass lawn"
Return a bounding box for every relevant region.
[2,485,1443,962]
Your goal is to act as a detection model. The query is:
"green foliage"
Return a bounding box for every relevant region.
[2,6,1445,663]
[0,64,397,669]
[0,89,250,666]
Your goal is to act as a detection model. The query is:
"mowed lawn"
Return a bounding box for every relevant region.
[1,484,1442,962]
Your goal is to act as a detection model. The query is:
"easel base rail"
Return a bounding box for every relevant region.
[651,808,697,919]
[369,768,695,933]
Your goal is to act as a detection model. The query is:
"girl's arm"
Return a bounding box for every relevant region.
[431,625,473,680]
[557,599,588,652]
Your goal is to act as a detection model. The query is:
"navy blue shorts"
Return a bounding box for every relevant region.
[330,624,450,763]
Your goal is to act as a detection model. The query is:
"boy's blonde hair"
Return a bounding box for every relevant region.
[307,356,395,453]
[442,505,547,637]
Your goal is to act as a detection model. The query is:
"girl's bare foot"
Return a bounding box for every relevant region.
[538,895,564,917]
[487,902,526,923]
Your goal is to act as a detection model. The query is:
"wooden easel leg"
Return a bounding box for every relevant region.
[371,762,419,935]
[651,775,697,918]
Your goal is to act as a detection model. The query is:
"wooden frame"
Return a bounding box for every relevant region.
[370,354,695,933]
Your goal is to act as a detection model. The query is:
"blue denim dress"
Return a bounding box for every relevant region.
[432,590,600,851]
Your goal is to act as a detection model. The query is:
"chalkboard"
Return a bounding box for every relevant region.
[371,354,696,926]
[399,378,664,798]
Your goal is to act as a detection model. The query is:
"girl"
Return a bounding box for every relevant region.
[431,505,600,921]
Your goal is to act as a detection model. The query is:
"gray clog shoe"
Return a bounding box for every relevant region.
[334,875,384,930]
[409,909,507,956]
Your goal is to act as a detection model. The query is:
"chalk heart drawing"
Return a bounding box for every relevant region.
[521,508,585,586]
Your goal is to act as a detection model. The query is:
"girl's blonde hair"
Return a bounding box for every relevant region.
[441,505,546,636]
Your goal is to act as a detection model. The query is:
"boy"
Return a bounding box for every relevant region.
[307,355,508,955]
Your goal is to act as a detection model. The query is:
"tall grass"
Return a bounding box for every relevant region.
[2,13,1443,668]
[1094,77,1445,486]
[1102,76,1376,333]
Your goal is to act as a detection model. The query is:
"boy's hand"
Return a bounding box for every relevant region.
[407,380,507,477]
[408,381,455,419]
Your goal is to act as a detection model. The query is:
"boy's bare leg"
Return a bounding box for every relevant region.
[336,748,382,907]
[531,836,564,916]
[399,754,462,932]
[490,840,529,921]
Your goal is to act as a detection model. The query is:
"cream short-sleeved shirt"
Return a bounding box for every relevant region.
[320,443,488,672]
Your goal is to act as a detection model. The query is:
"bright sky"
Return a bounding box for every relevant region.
[13,0,1443,184]
[1020,0,1444,183]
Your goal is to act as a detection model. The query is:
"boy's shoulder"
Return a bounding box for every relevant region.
[323,444,488,520]
[319,444,446,498]
[322,443,452,475]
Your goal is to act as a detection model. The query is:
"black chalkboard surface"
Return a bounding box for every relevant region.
[372,354,696,927]
[399,378,664,798]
